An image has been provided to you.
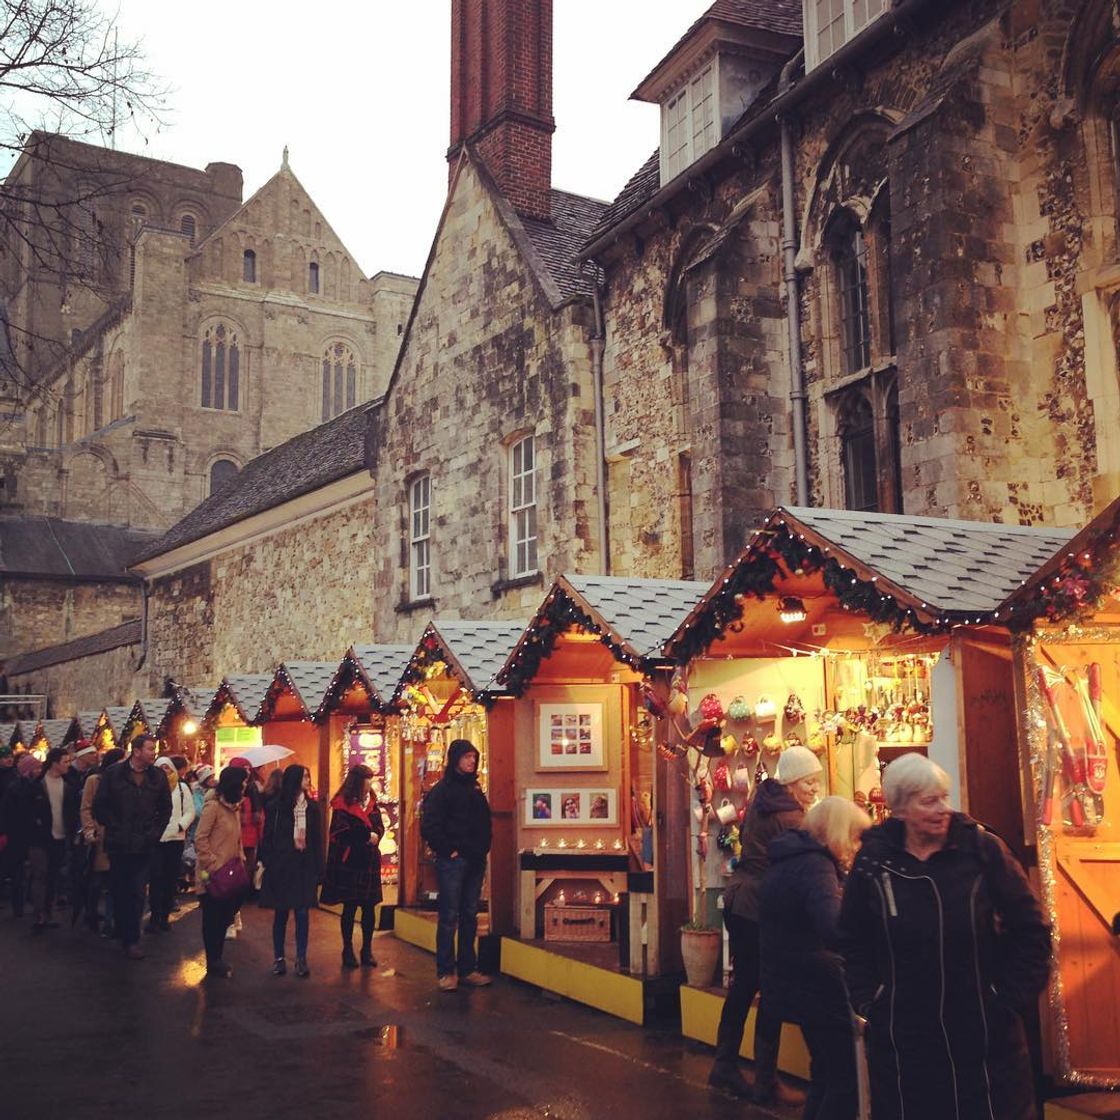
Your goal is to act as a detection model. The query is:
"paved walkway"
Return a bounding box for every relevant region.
[0,902,787,1120]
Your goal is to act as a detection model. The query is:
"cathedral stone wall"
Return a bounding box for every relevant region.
[144,494,378,689]
[1,579,141,660]
[7,640,147,716]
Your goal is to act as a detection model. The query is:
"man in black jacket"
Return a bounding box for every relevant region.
[420,739,492,992]
[93,734,171,959]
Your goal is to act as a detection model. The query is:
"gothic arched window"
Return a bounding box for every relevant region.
[180,213,197,246]
[321,342,357,420]
[243,249,257,283]
[201,323,240,411]
[209,458,239,495]
[838,391,877,512]
[828,211,871,376]
[308,260,319,294]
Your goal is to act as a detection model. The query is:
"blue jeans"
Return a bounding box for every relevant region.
[435,855,485,978]
[272,908,309,959]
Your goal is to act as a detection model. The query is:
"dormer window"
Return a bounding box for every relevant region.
[805,0,889,70]
[661,64,717,184]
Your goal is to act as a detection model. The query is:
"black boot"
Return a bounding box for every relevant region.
[341,944,359,969]
[708,1059,753,1099]
[752,1031,806,1108]
[360,944,377,968]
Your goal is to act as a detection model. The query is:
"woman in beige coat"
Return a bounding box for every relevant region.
[194,766,247,978]
[79,748,124,935]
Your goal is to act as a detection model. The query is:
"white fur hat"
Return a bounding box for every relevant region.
[776,745,823,785]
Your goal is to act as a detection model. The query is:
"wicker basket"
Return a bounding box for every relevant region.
[543,903,612,943]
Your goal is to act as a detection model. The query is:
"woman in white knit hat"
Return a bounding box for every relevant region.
[708,745,822,1104]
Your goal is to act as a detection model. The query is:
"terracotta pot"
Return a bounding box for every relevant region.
[680,927,722,988]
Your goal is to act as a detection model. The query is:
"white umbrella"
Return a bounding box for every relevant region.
[229,743,294,768]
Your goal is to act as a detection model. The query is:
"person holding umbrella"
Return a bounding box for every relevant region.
[258,764,323,977]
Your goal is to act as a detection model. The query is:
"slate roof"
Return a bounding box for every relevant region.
[212,675,274,725]
[175,685,216,718]
[103,706,134,742]
[520,189,609,303]
[0,516,153,578]
[74,711,105,737]
[563,574,710,656]
[348,645,415,706]
[133,697,173,734]
[133,405,369,563]
[271,662,339,719]
[585,150,660,247]
[0,722,15,748]
[37,718,73,750]
[5,619,142,676]
[423,621,530,695]
[777,507,1075,616]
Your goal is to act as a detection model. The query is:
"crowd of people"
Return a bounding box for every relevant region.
[709,746,1053,1120]
[0,735,395,983]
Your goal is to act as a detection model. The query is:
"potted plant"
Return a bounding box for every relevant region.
[680,788,722,988]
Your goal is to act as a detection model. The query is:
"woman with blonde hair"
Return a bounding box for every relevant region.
[759,796,872,1120]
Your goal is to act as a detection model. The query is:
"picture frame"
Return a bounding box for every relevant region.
[523,787,617,826]
[537,702,606,771]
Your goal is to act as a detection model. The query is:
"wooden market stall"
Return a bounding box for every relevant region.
[67,710,116,752]
[658,506,1075,1067]
[317,643,414,907]
[202,675,271,767]
[26,717,79,756]
[995,497,1120,1089]
[390,620,526,940]
[491,574,707,1019]
[255,662,340,797]
[122,698,174,751]
[102,706,135,751]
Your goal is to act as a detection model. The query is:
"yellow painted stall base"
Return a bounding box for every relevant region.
[1044,1094,1120,1120]
[679,984,811,1081]
[500,937,646,1026]
[393,908,438,954]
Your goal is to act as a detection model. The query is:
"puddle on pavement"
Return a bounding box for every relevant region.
[354,1025,404,1048]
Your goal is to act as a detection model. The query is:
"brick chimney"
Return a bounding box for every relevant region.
[449,0,555,222]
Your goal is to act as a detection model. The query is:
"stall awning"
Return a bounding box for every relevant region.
[994,494,1120,629]
[498,574,709,695]
[260,662,339,721]
[206,675,274,725]
[398,620,529,702]
[664,506,1076,662]
[346,644,416,709]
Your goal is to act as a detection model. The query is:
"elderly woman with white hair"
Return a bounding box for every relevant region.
[838,753,1051,1120]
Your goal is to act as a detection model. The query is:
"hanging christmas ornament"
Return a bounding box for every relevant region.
[727,695,751,722]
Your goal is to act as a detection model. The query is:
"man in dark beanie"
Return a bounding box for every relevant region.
[420,739,492,992]
[93,733,171,959]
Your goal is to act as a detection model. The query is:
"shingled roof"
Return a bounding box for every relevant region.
[5,619,142,676]
[208,675,274,725]
[133,404,369,564]
[347,645,415,707]
[520,189,610,303]
[103,706,134,742]
[584,150,660,247]
[0,516,153,579]
[36,718,74,750]
[262,662,339,720]
[403,620,529,700]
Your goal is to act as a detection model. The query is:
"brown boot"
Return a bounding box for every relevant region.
[707,1059,753,1099]
[752,1031,806,1107]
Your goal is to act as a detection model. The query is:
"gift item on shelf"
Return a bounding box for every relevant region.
[700,693,725,722]
[783,693,806,724]
[727,695,751,722]
[754,696,777,721]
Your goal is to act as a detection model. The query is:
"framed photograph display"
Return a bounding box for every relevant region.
[537,702,605,771]
[524,787,617,826]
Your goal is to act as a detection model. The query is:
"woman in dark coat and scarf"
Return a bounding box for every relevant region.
[320,764,384,969]
[838,753,1052,1120]
[760,796,871,1120]
[258,764,323,978]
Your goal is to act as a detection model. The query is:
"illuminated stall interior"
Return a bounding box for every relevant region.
[318,643,414,908]
[102,706,135,750]
[661,507,1074,960]
[122,698,174,752]
[256,661,340,797]
[203,675,270,768]
[496,575,706,975]
[393,621,526,932]
[27,718,77,757]
[995,496,1120,1088]
[158,684,215,762]
[70,710,116,752]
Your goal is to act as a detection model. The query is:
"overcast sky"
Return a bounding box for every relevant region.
[80,1,711,279]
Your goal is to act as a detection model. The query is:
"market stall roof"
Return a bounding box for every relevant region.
[102,706,134,744]
[205,675,273,726]
[259,662,339,722]
[498,574,709,696]
[175,684,217,717]
[664,506,1076,661]
[396,620,530,703]
[125,697,174,740]
[346,644,417,708]
[73,710,105,739]
[37,718,75,750]
[0,722,16,749]
[994,494,1120,629]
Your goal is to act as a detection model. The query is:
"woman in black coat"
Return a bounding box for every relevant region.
[760,796,871,1120]
[320,764,384,969]
[838,754,1051,1120]
[258,764,323,978]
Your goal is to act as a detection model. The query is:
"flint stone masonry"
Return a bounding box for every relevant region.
[1,580,141,660]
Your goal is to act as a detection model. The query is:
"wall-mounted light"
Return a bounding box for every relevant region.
[778,596,807,625]
[181,719,198,736]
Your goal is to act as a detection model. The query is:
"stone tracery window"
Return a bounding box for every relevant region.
[827,209,872,376]
[831,369,901,514]
[321,341,356,420]
[201,323,240,411]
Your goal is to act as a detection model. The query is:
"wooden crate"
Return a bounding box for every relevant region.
[543,903,612,943]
